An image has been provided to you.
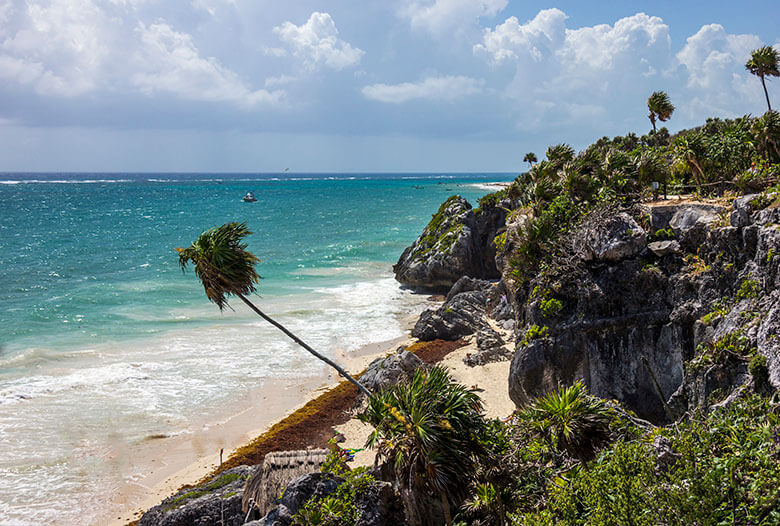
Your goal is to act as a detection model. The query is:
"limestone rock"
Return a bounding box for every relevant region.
[465,327,511,366]
[648,240,681,257]
[260,472,344,526]
[352,480,405,526]
[361,349,425,394]
[669,204,725,249]
[394,195,506,291]
[412,290,488,341]
[139,466,252,526]
[578,212,646,262]
[446,276,493,302]
[653,436,681,473]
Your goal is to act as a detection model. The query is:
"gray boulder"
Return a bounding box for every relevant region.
[648,240,681,257]
[361,349,425,394]
[260,472,344,526]
[353,480,405,526]
[669,204,725,249]
[465,327,511,366]
[446,276,493,302]
[139,466,252,526]
[578,212,646,262]
[394,196,506,291]
[412,290,489,341]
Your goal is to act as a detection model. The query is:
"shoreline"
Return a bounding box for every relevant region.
[104,332,423,526]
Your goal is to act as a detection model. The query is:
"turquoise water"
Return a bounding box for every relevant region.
[0,173,511,525]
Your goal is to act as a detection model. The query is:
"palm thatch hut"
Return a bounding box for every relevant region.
[242,449,330,517]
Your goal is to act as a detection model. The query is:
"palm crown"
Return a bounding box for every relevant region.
[647,91,674,133]
[176,222,260,310]
[746,46,780,111]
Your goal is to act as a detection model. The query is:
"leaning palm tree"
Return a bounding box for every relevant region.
[522,152,537,168]
[176,222,371,396]
[647,91,675,133]
[746,46,780,111]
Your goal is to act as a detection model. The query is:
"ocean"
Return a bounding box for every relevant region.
[0,172,513,525]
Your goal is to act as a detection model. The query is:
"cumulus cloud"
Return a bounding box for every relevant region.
[675,24,765,115]
[362,75,484,104]
[473,10,673,128]
[401,0,508,35]
[274,12,363,71]
[0,0,282,108]
[131,21,282,107]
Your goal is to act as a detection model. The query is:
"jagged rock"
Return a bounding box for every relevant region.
[648,240,681,257]
[730,194,760,228]
[260,472,344,526]
[578,212,646,262]
[394,196,506,291]
[412,290,488,341]
[653,436,681,473]
[669,204,725,249]
[361,349,425,394]
[139,466,252,526]
[757,292,780,390]
[446,276,493,301]
[465,328,511,366]
[353,480,405,526]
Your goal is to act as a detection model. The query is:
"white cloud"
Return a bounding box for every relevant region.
[474,10,673,128]
[131,21,283,106]
[402,0,508,35]
[273,12,363,71]
[362,75,484,104]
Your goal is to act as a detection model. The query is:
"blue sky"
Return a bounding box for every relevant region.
[0,0,778,172]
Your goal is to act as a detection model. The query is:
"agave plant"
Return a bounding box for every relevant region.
[176,222,370,396]
[359,366,486,526]
[746,46,780,111]
[519,381,611,468]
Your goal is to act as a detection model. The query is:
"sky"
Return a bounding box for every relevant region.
[0,0,778,173]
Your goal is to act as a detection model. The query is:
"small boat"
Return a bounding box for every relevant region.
[242,192,258,202]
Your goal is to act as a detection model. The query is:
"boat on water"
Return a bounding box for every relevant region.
[242,192,258,202]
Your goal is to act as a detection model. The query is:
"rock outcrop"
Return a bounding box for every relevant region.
[361,348,425,394]
[139,466,252,526]
[508,198,780,422]
[394,196,507,291]
[412,290,489,341]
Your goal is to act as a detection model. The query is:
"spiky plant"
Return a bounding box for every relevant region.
[746,46,780,111]
[647,91,675,133]
[519,381,611,468]
[359,366,487,526]
[177,222,370,396]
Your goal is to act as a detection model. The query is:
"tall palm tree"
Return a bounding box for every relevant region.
[522,152,537,168]
[176,222,371,396]
[746,46,780,111]
[647,91,675,133]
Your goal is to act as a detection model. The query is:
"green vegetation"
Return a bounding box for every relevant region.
[749,354,769,388]
[701,298,730,325]
[736,278,761,300]
[520,325,550,346]
[167,472,248,509]
[177,222,370,396]
[651,226,675,240]
[539,297,563,317]
[359,366,488,526]
[687,331,756,373]
[493,231,507,251]
[416,195,466,259]
[291,468,375,526]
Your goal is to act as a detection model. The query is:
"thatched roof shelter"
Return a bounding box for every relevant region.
[242,449,330,517]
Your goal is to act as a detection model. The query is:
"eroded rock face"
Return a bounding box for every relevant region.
[507,199,779,423]
[139,466,252,526]
[412,290,489,341]
[361,349,425,394]
[260,472,344,526]
[465,327,511,366]
[577,212,647,262]
[394,196,506,291]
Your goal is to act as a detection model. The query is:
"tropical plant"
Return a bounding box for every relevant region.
[746,46,780,111]
[359,366,487,526]
[523,152,538,168]
[176,222,371,396]
[519,381,611,468]
[673,132,707,186]
[752,110,780,162]
[647,91,675,133]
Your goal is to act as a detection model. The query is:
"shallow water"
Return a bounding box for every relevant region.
[0,172,512,524]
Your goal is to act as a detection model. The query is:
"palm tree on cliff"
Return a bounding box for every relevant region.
[647,91,675,133]
[746,46,780,111]
[176,222,371,396]
[523,152,537,169]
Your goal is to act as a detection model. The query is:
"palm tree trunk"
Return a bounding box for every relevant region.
[761,75,772,111]
[235,292,372,397]
[649,113,657,133]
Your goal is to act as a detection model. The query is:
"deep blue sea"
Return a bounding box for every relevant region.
[0,172,512,525]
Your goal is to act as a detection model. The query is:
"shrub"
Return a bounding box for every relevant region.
[520,325,550,346]
[736,278,760,300]
[539,298,563,317]
[748,354,769,388]
[291,468,375,526]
